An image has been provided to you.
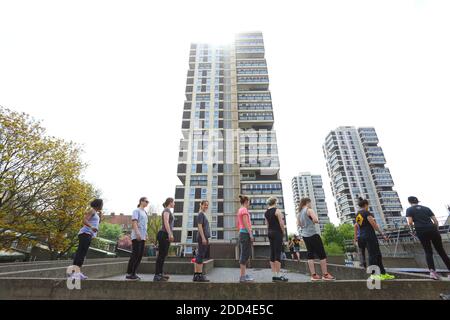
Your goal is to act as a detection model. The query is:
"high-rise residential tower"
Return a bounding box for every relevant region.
[174,32,286,257]
[292,172,330,233]
[323,126,403,229]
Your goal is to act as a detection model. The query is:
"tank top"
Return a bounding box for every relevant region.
[265,207,282,233]
[298,207,318,238]
[78,210,100,237]
[160,207,174,233]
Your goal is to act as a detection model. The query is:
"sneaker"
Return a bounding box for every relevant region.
[310,274,321,281]
[196,274,210,282]
[272,276,283,282]
[162,274,170,280]
[153,274,168,282]
[239,275,255,283]
[134,274,142,281]
[322,273,335,281]
[280,275,289,282]
[370,274,383,281]
[126,274,139,281]
[430,270,440,281]
[381,273,395,280]
[72,272,88,280]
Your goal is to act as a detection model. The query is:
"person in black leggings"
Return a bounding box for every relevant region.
[356,197,395,280]
[265,197,288,282]
[406,196,450,280]
[153,197,175,282]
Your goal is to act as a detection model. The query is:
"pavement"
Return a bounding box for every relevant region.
[105,267,311,283]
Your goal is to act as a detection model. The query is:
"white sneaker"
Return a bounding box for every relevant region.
[79,272,88,280]
[430,270,440,281]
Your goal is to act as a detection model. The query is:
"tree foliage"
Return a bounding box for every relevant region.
[98,222,123,242]
[0,106,97,258]
[147,214,162,245]
[321,222,354,254]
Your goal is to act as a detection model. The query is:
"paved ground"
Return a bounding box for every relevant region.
[105,267,311,283]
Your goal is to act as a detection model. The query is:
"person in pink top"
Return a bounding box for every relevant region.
[237,195,254,282]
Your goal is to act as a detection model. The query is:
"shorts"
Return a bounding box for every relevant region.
[294,247,300,253]
[302,234,327,260]
[195,240,210,264]
[239,232,252,265]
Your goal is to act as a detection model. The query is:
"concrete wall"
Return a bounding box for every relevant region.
[0,259,214,279]
[0,277,447,300]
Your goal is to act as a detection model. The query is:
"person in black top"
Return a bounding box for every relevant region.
[355,197,395,280]
[264,197,288,282]
[193,200,211,282]
[406,196,450,280]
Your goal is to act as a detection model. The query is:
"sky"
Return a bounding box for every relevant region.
[1,0,449,233]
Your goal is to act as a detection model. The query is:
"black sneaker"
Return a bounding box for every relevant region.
[153,274,168,282]
[198,274,210,282]
[272,276,283,282]
[126,274,139,280]
[280,275,289,282]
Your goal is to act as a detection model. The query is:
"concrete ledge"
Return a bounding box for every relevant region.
[0,260,214,278]
[0,277,448,300]
[283,260,428,280]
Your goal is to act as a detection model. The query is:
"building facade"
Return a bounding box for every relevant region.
[174,32,286,256]
[292,172,330,233]
[323,126,403,229]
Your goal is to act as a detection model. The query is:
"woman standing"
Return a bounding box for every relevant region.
[193,200,211,282]
[265,197,288,282]
[126,197,149,280]
[292,235,301,262]
[153,197,175,282]
[237,195,254,283]
[297,197,335,281]
[70,199,103,280]
[355,197,395,280]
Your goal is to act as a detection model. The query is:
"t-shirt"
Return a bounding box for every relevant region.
[197,211,210,241]
[131,208,148,241]
[160,207,174,233]
[406,205,436,232]
[293,238,301,248]
[237,207,251,233]
[355,210,376,239]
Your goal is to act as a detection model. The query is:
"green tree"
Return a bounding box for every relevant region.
[0,106,97,258]
[321,222,354,254]
[324,242,344,255]
[98,222,123,242]
[147,214,162,245]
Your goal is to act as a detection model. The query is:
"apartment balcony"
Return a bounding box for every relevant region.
[367,155,386,165]
[251,219,266,226]
[238,111,274,129]
[236,68,268,75]
[238,91,272,102]
[373,178,394,188]
[236,47,265,59]
[237,76,269,91]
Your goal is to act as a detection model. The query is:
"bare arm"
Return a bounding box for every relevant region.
[276,209,285,234]
[307,209,319,224]
[243,213,253,238]
[431,216,439,227]
[407,217,414,226]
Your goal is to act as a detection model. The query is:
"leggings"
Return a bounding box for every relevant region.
[73,233,92,267]
[155,231,170,275]
[268,231,283,262]
[359,235,386,274]
[417,229,450,271]
[127,239,146,275]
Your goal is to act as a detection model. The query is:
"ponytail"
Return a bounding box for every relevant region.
[239,195,249,205]
[163,197,174,208]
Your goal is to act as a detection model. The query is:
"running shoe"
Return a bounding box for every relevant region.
[279,275,289,282]
[194,274,210,282]
[272,276,283,282]
[370,274,383,281]
[322,273,335,281]
[239,274,255,283]
[153,274,167,282]
[162,274,170,280]
[380,273,395,280]
[430,270,440,280]
[126,274,139,280]
[310,274,321,281]
[71,272,88,280]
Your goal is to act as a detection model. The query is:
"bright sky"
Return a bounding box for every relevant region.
[1,0,449,233]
